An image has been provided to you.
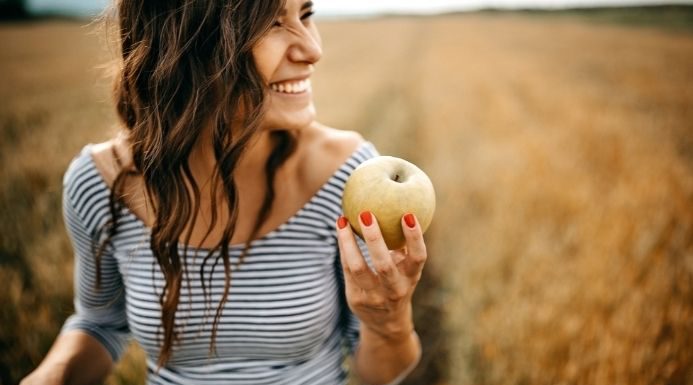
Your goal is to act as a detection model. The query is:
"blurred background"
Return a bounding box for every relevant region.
[1,1,692,384]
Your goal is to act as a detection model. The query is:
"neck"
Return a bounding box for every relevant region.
[237,131,274,178]
[187,126,274,187]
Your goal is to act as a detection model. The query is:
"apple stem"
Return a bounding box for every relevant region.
[394,174,400,182]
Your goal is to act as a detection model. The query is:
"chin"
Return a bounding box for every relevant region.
[263,106,317,131]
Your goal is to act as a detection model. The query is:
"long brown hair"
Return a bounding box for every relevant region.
[97,0,293,367]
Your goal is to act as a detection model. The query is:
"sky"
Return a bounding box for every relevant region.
[316,0,693,16]
[25,0,693,18]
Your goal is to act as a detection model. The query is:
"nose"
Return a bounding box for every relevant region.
[288,29,322,64]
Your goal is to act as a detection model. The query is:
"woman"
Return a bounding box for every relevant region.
[22,0,426,384]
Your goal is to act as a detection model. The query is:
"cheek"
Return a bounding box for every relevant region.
[252,40,284,83]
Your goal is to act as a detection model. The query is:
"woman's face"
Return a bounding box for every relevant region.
[253,0,322,131]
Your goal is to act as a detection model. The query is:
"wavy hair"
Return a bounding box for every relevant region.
[97,0,293,367]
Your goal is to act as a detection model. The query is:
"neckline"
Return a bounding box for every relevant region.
[83,141,370,251]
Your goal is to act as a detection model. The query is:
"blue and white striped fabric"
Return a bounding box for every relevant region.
[61,141,379,385]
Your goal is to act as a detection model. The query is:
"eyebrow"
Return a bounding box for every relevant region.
[279,1,313,16]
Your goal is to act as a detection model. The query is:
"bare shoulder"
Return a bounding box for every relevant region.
[310,123,364,154]
[296,123,366,188]
[89,134,133,188]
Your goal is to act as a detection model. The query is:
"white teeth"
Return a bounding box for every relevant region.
[270,79,311,94]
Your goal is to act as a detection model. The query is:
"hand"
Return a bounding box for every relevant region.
[336,211,427,341]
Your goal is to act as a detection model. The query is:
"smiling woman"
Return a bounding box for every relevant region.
[19,0,424,384]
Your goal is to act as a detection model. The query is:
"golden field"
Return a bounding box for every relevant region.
[1,9,692,385]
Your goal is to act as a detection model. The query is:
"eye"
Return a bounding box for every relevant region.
[301,11,314,21]
[272,20,283,28]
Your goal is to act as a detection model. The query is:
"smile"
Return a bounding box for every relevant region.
[270,78,311,94]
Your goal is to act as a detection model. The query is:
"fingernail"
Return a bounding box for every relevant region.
[337,216,348,230]
[404,213,416,229]
[360,211,373,227]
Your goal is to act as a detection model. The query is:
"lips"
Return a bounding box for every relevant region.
[270,78,311,94]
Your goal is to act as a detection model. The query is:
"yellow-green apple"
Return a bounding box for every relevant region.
[342,156,436,250]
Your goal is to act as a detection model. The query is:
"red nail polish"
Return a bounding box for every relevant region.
[360,211,373,226]
[404,213,416,229]
[337,216,348,230]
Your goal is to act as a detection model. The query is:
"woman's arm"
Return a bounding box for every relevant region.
[20,330,113,385]
[353,325,421,385]
[336,212,428,385]
[22,155,132,384]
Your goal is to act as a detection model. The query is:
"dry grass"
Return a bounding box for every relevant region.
[1,11,692,385]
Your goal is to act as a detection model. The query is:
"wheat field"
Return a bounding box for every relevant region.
[1,10,692,385]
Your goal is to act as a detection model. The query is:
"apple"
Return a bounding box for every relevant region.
[342,156,436,250]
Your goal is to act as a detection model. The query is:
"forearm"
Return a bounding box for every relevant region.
[21,330,113,385]
[352,323,422,385]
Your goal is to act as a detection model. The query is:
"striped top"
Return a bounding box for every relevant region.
[61,141,379,385]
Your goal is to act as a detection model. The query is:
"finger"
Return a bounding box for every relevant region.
[359,211,401,288]
[390,249,406,265]
[336,215,378,289]
[401,213,428,278]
